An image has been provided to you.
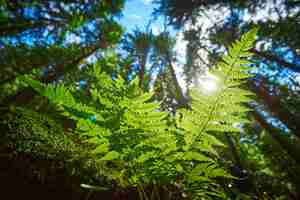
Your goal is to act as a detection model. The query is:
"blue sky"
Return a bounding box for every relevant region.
[119,0,167,35]
[118,0,186,89]
[120,0,156,31]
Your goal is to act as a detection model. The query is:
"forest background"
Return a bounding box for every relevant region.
[1,0,300,199]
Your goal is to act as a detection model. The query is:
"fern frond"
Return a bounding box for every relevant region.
[19,29,258,199]
[176,29,257,196]
[179,28,257,147]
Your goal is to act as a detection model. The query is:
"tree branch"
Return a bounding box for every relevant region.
[250,48,300,73]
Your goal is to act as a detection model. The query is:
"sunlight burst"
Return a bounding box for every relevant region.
[197,73,220,94]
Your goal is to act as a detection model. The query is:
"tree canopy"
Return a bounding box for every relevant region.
[1,0,300,199]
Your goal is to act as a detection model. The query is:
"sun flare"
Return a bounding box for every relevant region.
[196,73,220,94]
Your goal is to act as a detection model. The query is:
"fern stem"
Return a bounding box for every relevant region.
[194,41,247,145]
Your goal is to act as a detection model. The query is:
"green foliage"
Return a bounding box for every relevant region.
[21,29,257,199]
[1,107,76,158]
[237,126,300,199]
[0,106,111,187]
[0,0,124,88]
[1,0,299,198]
[174,28,258,199]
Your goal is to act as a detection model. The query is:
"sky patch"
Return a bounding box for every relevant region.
[141,0,153,6]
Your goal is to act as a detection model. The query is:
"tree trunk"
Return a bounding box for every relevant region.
[250,48,300,73]
[138,56,146,90]
[166,53,187,107]
[248,78,300,139]
[2,40,108,106]
[252,109,300,165]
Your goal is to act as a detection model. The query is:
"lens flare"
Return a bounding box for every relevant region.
[197,73,220,94]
